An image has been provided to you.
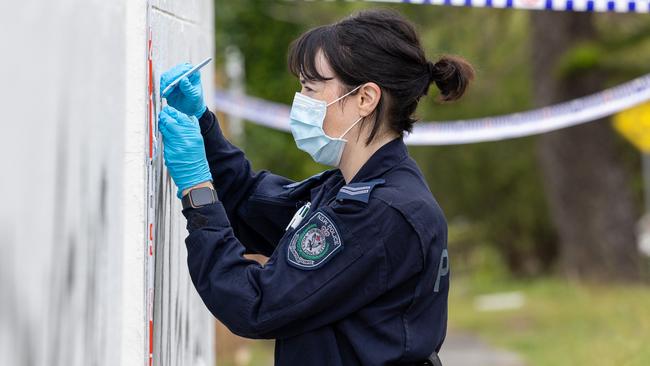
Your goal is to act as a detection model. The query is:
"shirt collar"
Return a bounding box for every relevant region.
[348,137,408,184]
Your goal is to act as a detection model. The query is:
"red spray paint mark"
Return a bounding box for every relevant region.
[149,319,154,366]
[149,223,154,256]
[148,31,154,160]
[148,74,153,159]
[146,29,155,366]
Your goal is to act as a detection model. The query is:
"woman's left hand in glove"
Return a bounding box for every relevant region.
[160,63,207,118]
[158,106,212,199]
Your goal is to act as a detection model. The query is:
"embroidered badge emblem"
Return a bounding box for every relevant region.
[287,211,342,269]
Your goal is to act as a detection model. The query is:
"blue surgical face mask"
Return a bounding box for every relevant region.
[289,85,363,167]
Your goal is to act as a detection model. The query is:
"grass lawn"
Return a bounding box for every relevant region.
[448,276,650,366]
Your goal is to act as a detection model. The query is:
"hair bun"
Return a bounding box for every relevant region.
[428,55,475,102]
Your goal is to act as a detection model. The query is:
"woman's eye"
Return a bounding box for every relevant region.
[304,86,314,92]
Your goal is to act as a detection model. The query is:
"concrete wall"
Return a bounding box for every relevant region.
[0,1,215,365]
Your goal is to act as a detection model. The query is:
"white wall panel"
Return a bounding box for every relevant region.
[0,1,126,365]
[0,1,216,365]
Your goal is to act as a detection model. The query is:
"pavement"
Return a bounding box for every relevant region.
[438,331,526,366]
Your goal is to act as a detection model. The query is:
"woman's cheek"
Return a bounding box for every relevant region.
[323,113,341,137]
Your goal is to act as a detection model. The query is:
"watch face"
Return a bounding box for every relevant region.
[190,188,214,207]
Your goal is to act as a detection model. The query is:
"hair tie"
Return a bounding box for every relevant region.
[426,61,437,84]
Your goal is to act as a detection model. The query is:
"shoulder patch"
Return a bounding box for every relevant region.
[336,179,385,203]
[287,211,343,270]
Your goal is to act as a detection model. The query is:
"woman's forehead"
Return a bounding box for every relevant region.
[314,50,334,77]
[301,50,335,82]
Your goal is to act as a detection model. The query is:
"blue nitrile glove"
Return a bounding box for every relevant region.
[160,63,207,118]
[158,106,212,199]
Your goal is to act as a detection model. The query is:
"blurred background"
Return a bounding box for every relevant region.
[210,1,650,365]
[2,1,649,365]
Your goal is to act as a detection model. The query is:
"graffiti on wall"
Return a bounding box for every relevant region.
[147,2,216,365]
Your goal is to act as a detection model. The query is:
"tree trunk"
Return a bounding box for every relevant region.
[530,11,640,281]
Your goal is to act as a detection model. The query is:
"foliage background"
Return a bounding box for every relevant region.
[213,0,646,276]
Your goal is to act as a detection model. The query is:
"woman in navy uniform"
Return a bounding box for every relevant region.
[158,9,473,366]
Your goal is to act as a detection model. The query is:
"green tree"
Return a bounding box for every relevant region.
[530,10,644,281]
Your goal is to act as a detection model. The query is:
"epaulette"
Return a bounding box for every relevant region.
[336,179,385,203]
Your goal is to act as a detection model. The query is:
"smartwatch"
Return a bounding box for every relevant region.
[182,186,219,209]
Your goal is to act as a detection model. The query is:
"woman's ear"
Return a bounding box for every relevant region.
[358,82,381,117]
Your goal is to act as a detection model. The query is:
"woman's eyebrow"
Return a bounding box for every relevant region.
[300,78,331,85]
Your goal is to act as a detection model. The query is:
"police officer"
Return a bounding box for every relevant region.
[158,9,473,366]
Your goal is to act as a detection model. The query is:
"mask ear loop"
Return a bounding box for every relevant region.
[326,85,363,107]
[339,116,364,140]
[326,84,364,140]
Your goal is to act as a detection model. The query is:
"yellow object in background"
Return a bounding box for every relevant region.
[614,102,650,152]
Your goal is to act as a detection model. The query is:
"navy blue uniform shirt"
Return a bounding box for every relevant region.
[181,109,450,365]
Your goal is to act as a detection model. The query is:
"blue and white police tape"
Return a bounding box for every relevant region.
[361,0,650,13]
[211,72,650,146]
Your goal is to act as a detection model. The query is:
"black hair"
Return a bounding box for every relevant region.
[288,8,475,145]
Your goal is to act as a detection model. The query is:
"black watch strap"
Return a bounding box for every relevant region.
[182,186,218,209]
